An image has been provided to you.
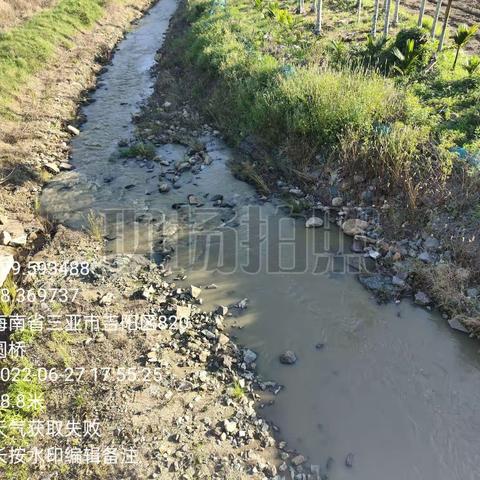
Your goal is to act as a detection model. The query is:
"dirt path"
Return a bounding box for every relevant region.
[403,0,480,50]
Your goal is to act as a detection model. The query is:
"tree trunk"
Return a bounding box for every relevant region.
[384,0,392,36]
[315,0,323,35]
[372,0,380,37]
[357,0,362,23]
[438,0,453,52]
[393,0,400,26]
[299,0,305,14]
[431,0,443,38]
[418,0,427,27]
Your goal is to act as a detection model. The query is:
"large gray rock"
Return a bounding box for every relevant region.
[448,316,469,333]
[342,219,369,236]
[279,350,297,365]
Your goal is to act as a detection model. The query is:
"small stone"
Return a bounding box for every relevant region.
[331,197,343,207]
[466,288,478,298]
[392,275,406,288]
[99,292,114,306]
[176,304,192,320]
[217,333,229,346]
[279,350,297,365]
[243,349,257,364]
[291,455,305,466]
[59,162,73,171]
[190,285,201,299]
[414,291,431,306]
[142,285,155,300]
[424,236,440,251]
[236,298,248,309]
[305,216,324,228]
[418,251,432,263]
[0,231,12,246]
[216,305,229,315]
[223,419,237,434]
[159,182,171,193]
[188,194,200,206]
[67,125,80,136]
[342,219,369,236]
[351,240,364,253]
[289,188,303,197]
[345,453,354,468]
[44,162,60,174]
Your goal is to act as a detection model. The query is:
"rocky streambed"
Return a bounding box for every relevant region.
[35,0,480,479]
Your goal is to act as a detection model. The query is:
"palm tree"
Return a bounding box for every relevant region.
[384,0,392,37]
[418,0,427,27]
[393,0,401,26]
[452,24,479,70]
[315,0,323,35]
[438,0,453,52]
[431,0,443,38]
[372,0,380,37]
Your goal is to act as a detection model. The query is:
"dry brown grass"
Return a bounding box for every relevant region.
[0,0,59,30]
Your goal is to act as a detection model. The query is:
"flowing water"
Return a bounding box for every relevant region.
[41,1,480,479]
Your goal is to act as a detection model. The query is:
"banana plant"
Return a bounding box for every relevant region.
[393,39,420,75]
[452,24,479,70]
[464,55,480,76]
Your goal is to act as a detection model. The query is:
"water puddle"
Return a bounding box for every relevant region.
[41,1,480,478]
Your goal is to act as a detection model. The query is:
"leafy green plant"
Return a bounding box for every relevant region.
[85,209,104,241]
[365,34,388,60]
[452,24,479,70]
[392,39,420,75]
[119,142,156,159]
[463,55,480,77]
[0,275,16,316]
[230,381,245,399]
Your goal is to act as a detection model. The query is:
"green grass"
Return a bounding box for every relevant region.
[178,0,479,212]
[0,0,107,115]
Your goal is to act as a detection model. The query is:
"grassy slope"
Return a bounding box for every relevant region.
[0,0,108,114]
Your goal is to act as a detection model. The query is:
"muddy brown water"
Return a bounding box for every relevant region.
[41,1,480,479]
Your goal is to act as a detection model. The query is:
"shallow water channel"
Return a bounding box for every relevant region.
[41,1,480,479]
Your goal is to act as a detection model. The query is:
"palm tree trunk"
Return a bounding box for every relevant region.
[372,0,380,37]
[452,45,460,69]
[298,0,305,14]
[384,0,392,37]
[418,0,427,27]
[431,0,443,38]
[438,0,453,52]
[393,0,401,26]
[315,0,323,35]
[357,0,362,23]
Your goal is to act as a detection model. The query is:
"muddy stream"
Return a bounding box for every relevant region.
[41,1,480,479]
